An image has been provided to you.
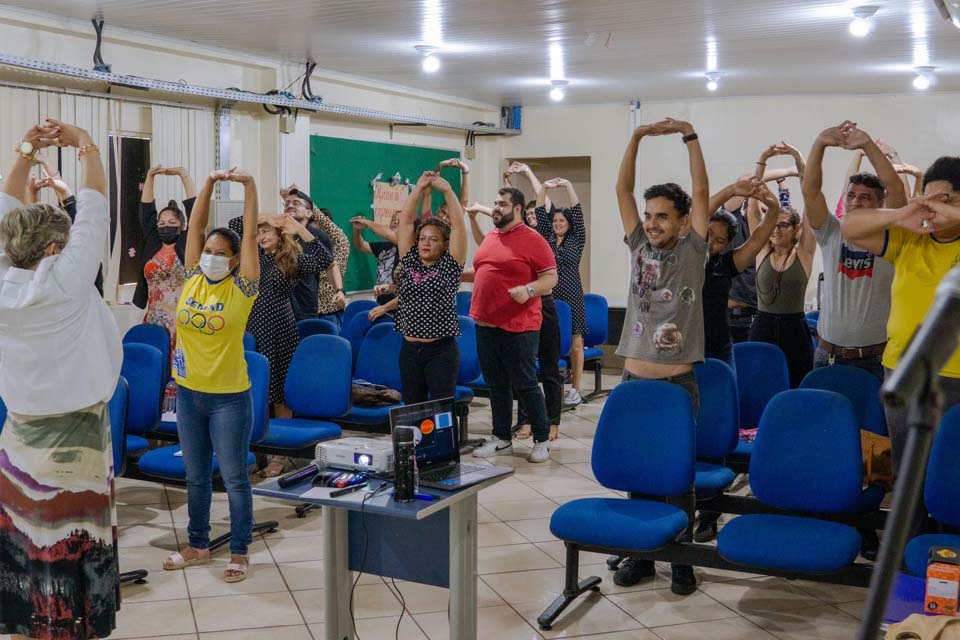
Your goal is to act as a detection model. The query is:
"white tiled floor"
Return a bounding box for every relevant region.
[3,373,869,640]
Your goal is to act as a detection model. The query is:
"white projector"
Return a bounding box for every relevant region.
[315,437,394,474]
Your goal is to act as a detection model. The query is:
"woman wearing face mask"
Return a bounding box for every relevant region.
[164,167,260,583]
[394,171,467,403]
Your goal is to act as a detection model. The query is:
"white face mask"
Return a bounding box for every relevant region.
[199,254,233,280]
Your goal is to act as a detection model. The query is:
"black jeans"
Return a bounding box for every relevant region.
[398,337,460,405]
[517,295,563,427]
[477,325,550,443]
[813,347,884,381]
[727,305,756,345]
[749,311,813,389]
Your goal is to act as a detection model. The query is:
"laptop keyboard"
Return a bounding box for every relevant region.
[421,463,486,483]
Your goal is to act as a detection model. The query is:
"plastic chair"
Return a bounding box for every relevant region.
[800,365,887,435]
[454,316,482,449]
[343,299,378,328]
[0,395,6,432]
[243,331,256,352]
[555,299,573,361]
[341,323,404,428]
[693,359,740,500]
[123,323,171,383]
[455,290,473,317]
[120,343,164,454]
[728,342,790,471]
[582,293,609,400]
[342,311,394,371]
[297,317,339,340]
[904,406,960,577]
[717,389,865,574]
[537,380,696,630]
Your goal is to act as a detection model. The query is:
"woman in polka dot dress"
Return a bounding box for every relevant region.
[535,178,588,406]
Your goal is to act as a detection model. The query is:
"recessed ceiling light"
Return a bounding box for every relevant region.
[415,45,440,73]
[705,72,721,92]
[849,5,880,37]
[549,79,568,102]
[913,65,935,90]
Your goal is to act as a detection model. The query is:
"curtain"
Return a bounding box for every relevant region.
[0,87,40,198]
[149,105,215,210]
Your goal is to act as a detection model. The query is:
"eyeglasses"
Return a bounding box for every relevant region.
[775,222,795,230]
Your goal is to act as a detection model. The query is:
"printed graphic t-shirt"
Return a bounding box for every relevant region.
[616,224,708,365]
[370,241,398,286]
[173,265,259,393]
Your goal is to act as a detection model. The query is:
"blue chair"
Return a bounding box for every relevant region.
[538,380,696,630]
[455,290,473,317]
[342,311,394,371]
[124,323,171,383]
[297,317,339,340]
[243,331,256,351]
[0,395,6,432]
[718,390,865,574]
[343,299,378,328]
[728,342,790,471]
[110,377,130,477]
[904,406,960,577]
[693,359,740,502]
[800,365,887,435]
[582,293,609,400]
[121,343,164,455]
[453,316,482,448]
[555,299,573,362]
[256,336,349,455]
[341,323,404,428]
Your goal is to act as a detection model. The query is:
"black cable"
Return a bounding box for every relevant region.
[91,18,110,72]
[390,578,407,640]
[349,482,391,638]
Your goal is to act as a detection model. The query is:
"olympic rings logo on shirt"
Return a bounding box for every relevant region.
[178,309,226,335]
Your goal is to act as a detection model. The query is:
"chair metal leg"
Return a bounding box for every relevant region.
[296,503,319,518]
[537,543,602,630]
[582,363,610,403]
[119,569,148,585]
[457,403,485,453]
[208,520,279,553]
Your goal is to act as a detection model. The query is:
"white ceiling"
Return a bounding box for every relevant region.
[4,0,959,107]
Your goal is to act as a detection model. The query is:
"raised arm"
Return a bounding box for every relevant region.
[438,158,470,207]
[173,166,198,199]
[228,170,260,283]
[433,174,467,265]
[185,173,218,267]
[141,164,161,204]
[615,127,646,237]
[720,168,798,212]
[732,181,780,272]
[350,218,374,254]
[399,172,431,257]
[842,149,865,207]
[355,217,397,245]
[896,164,925,198]
[465,202,489,246]
[672,119,709,239]
[841,201,933,255]
[843,126,908,209]
[2,124,58,202]
[803,122,852,230]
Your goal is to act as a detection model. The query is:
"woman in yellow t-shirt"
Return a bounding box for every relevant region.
[162,167,261,583]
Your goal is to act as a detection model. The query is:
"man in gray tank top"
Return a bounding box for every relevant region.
[612,117,710,597]
[802,122,907,380]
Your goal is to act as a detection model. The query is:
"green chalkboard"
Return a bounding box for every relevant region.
[309,135,462,292]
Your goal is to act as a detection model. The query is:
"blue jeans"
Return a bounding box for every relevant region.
[176,385,254,555]
[319,311,343,332]
[813,347,884,381]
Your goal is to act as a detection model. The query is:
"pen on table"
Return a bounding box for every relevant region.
[413,492,435,501]
[330,483,368,498]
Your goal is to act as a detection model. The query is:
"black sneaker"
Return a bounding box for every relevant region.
[671,564,697,595]
[693,512,720,543]
[612,557,655,586]
[860,528,880,562]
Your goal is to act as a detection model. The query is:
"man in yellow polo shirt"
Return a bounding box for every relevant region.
[842,155,960,470]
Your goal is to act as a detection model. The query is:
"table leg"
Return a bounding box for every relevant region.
[448,493,478,640]
[323,506,354,640]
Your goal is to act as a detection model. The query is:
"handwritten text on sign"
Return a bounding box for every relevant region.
[371,182,410,225]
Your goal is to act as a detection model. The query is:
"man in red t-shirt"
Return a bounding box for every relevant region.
[469,187,558,463]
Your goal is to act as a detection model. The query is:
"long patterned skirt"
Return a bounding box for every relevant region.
[0,403,120,640]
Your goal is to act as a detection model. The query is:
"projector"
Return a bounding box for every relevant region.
[315,437,394,474]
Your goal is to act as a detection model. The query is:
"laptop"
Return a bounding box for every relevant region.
[389,398,501,490]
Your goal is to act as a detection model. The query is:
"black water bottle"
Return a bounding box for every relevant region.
[393,427,416,502]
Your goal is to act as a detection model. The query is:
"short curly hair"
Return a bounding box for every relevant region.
[643,183,692,216]
[0,203,71,269]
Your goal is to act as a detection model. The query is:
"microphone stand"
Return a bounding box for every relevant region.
[856,363,943,640]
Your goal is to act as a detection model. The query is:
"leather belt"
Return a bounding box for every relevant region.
[817,335,886,359]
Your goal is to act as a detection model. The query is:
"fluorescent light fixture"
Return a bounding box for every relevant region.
[422,0,443,45]
[549,43,565,80]
[415,45,440,73]
[849,5,879,37]
[705,72,721,92]
[549,79,568,102]
[706,37,718,72]
[913,66,935,90]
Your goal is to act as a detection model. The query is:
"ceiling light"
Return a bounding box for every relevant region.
[415,45,440,73]
[705,72,721,92]
[549,80,568,102]
[849,5,879,37]
[913,65,935,90]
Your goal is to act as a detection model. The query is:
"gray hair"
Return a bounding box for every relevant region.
[0,203,72,269]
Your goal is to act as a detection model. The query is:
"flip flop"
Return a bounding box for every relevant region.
[163,548,210,570]
[514,424,533,440]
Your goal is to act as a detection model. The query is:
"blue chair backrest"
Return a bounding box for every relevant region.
[694,358,740,459]
[243,331,256,352]
[806,310,820,323]
[245,351,270,443]
[591,380,696,496]
[109,376,129,476]
[120,343,164,435]
[343,299,378,327]
[733,341,790,428]
[751,389,863,513]
[0,395,6,430]
[800,365,886,435]
[343,312,374,370]
[925,405,960,528]
[583,293,609,347]
[123,323,171,381]
[284,335,353,418]
[297,318,339,340]
[456,315,481,384]
[555,299,573,358]
[456,290,473,317]
[355,322,404,392]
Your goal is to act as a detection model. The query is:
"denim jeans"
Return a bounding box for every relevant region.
[517,295,563,427]
[398,337,460,404]
[813,347,884,381]
[749,311,813,388]
[319,311,343,332]
[476,325,550,443]
[176,385,254,555]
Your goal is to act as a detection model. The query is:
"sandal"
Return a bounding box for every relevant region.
[260,460,286,478]
[514,424,532,440]
[163,547,210,570]
[224,555,249,583]
[549,425,560,441]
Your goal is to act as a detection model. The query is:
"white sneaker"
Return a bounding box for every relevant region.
[564,388,583,407]
[528,440,551,463]
[472,438,513,458]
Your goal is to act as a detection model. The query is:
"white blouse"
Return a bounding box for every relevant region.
[0,189,122,416]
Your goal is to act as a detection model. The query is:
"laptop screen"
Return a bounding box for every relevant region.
[389,397,458,470]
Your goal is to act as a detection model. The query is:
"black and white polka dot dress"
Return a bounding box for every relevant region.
[394,247,463,339]
[535,203,588,336]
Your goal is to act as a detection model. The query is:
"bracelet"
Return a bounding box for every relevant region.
[77,143,100,158]
[682,133,699,144]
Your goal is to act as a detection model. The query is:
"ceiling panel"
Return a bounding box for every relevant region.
[2,0,957,106]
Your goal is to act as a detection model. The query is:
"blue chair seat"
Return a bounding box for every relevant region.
[550,498,689,551]
[261,419,342,448]
[719,514,861,573]
[455,386,474,403]
[126,435,150,456]
[694,462,735,499]
[158,420,178,436]
[730,440,753,459]
[342,404,401,424]
[584,347,604,360]
[468,374,488,389]
[904,533,960,577]
[138,445,256,481]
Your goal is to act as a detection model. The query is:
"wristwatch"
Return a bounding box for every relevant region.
[525,284,536,299]
[15,140,37,161]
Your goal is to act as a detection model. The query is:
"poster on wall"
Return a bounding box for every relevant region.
[371,181,410,224]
